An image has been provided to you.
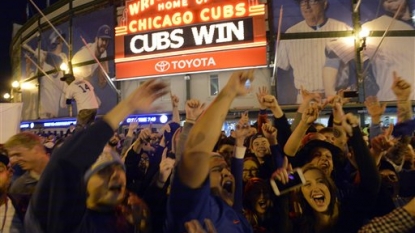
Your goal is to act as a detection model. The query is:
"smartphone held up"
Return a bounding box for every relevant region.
[270,168,306,196]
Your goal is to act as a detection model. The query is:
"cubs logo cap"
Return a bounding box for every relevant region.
[96,24,112,39]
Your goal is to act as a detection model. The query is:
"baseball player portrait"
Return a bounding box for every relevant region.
[323,0,415,101]
[71,9,118,115]
[22,28,68,118]
[276,0,351,104]
[72,24,111,89]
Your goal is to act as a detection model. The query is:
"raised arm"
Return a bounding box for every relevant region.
[364,96,386,139]
[284,104,320,156]
[232,113,250,212]
[392,71,413,123]
[30,79,168,233]
[290,87,322,131]
[171,92,180,123]
[120,120,139,158]
[179,70,254,188]
[175,99,205,164]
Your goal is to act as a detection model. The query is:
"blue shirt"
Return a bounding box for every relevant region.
[166,169,253,233]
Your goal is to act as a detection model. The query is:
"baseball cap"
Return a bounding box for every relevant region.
[84,150,125,182]
[96,25,112,39]
[60,73,75,81]
[49,29,65,45]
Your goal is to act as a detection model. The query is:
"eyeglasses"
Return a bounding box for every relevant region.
[300,0,321,6]
[243,168,259,174]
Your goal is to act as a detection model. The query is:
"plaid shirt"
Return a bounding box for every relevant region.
[358,207,415,233]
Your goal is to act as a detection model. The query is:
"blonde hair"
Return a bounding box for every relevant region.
[4,132,43,150]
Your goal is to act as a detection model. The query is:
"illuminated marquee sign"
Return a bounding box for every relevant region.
[115,0,266,79]
[123,114,170,124]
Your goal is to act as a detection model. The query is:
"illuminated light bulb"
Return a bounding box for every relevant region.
[3,93,11,99]
[12,81,20,88]
[60,63,68,72]
[359,28,370,38]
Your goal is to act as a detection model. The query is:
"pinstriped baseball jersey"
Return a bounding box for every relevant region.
[65,79,99,112]
[277,18,350,93]
[363,15,415,101]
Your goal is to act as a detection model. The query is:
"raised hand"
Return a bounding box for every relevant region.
[185,99,205,121]
[365,95,386,116]
[125,79,169,113]
[256,86,269,110]
[325,89,349,107]
[340,113,359,137]
[371,124,394,154]
[224,70,255,97]
[171,92,179,108]
[296,86,323,114]
[271,156,292,185]
[235,112,251,146]
[138,128,152,143]
[392,71,412,101]
[128,119,139,131]
[262,122,277,144]
[158,148,175,184]
[301,86,322,104]
[261,94,279,110]
[301,103,320,125]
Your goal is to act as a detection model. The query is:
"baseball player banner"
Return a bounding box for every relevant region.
[273,0,415,104]
[72,6,117,115]
[272,0,353,104]
[39,24,70,119]
[317,0,415,102]
[358,0,415,101]
[20,23,70,120]
[20,33,42,120]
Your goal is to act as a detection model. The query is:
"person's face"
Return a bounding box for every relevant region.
[150,133,160,146]
[0,163,12,197]
[254,193,272,216]
[301,169,331,213]
[210,156,235,206]
[243,160,259,182]
[108,135,120,147]
[86,164,126,209]
[321,132,334,144]
[7,145,44,171]
[383,0,407,16]
[300,0,327,25]
[252,138,270,159]
[309,147,333,176]
[96,37,109,55]
[138,153,150,171]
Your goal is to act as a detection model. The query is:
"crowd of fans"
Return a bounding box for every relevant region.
[0,70,414,233]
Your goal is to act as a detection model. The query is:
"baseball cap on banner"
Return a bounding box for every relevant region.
[96,25,112,39]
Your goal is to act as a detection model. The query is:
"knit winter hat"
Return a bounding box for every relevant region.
[84,150,125,182]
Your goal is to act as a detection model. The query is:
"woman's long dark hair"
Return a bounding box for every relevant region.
[295,165,338,233]
[243,177,273,232]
